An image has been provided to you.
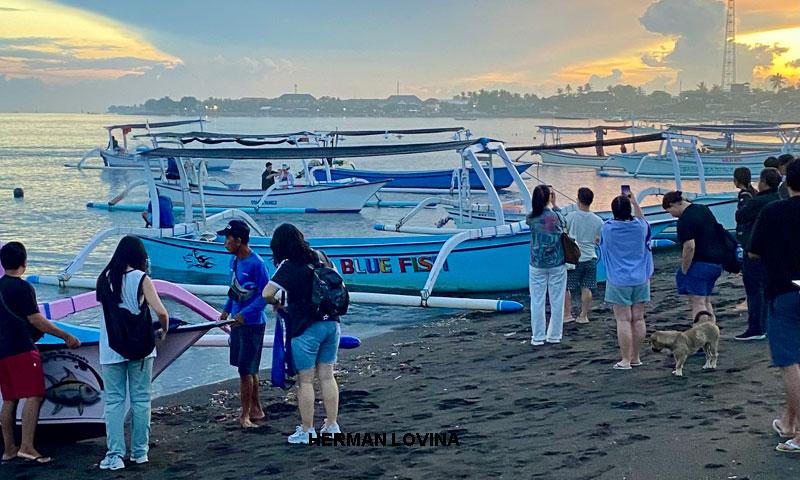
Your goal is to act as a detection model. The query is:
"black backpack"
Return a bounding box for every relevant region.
[715,222,742,274]
[97,273,156,361]
[309,251,349,319]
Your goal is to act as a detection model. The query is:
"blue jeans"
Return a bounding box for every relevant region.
[742,255,766,334]
[102,357,153,459]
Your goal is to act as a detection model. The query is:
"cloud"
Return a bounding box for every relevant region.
[586,69,625,90]
[639,0,779,86]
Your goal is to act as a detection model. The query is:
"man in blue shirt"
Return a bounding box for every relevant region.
[217,220,269,428]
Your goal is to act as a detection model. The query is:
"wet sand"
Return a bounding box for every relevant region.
[4,248,800,479]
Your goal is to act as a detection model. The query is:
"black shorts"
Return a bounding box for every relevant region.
[230,322,266,376]
[567,258,598,291]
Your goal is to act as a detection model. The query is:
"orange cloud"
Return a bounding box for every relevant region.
[738,26,800,85]
[0,0,180,82]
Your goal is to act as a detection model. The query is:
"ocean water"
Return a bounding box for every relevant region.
[0,113,734,396]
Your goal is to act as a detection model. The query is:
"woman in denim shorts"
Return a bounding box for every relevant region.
[262,223,341,444]
[600,193,654,370]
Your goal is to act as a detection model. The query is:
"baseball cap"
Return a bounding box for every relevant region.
[281,163,290,170]
[217,219,250,242]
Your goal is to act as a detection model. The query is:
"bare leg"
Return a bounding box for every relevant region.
[239,376,256,428]
[296,368,316,431]
[248,374,265,421]
[613,305,633,366]
[18,397,45,458]
[630,303,646,364]
[316,363,339,426]
[564,290,573,320]
[579,287,593,320]
[688,295,708,322]
[1,400,19,459]
[779,365,800,437]
[704,297,715,321]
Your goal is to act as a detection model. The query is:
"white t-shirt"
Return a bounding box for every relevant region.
[99,270,157,365]
[566,210,604,262]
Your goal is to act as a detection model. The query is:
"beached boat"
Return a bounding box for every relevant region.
[601,149,774,179]
[0,281,229,426]
[73,119,233,171]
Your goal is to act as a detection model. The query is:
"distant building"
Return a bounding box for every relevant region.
[383,95,422,114]
[730,83,751,95]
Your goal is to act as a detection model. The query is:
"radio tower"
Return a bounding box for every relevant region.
[722,0,736,91]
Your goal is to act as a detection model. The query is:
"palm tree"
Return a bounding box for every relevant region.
[565,84,573,95]
[696,81,708,93]
[769,73,786,92]
[556,87,564,96]
[583,82,592,93]
[576,85,584,95]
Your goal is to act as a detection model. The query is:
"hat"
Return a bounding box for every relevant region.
[217,220,250,241]
[281,163,290,170]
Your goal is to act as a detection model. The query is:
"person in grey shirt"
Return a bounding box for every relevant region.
[564,188,604,324]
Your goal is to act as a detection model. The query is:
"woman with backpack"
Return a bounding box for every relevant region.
[262,223,342,444]
[96,236,169,471]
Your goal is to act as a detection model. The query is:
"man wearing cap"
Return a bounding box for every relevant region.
[276,163,295,188]
[217,220,270,428]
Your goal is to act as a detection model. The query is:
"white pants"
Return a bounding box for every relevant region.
[529,264,568,342]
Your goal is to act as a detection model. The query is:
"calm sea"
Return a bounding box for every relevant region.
[0,113,732,396]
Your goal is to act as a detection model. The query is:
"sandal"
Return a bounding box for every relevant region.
[613,362,632,370]
[16,452,53,465]
[773,419,796,438]
[776,439,800,453]
[630,361,643,367]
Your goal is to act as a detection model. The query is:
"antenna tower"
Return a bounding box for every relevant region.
[722,0,736,91]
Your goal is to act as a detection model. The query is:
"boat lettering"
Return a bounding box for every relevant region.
[249,200,277,205]
[338,256,448,275]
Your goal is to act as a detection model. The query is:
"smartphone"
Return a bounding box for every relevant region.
[621,185,631,197]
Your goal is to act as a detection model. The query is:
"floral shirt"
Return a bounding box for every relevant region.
[526,208,566,268]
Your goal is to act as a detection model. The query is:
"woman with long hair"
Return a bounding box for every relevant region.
[600,193,653,370]
[262,223,341,444]
[527,184,568,346]
[96,236,168,471]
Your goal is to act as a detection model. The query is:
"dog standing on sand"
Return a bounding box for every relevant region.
[650,311,720,376]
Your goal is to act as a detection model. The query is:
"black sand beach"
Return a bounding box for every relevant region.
[4,248,800,479]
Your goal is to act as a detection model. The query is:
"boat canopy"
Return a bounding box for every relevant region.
[104,119,204,131]
[326,127,466,137]
[667,123,800,134]
[134,130,315,140]
[507,132,666,152]
[139,139,483,160]
[537,125,644,134]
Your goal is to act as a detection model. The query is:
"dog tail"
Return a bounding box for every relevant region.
[694,310,714,324]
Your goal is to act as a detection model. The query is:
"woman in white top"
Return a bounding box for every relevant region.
[95,236,168,471]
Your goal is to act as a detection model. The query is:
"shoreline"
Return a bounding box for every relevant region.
[5,249,800,479]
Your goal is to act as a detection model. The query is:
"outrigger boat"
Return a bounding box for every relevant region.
[72,119,233,171]
[0,281,230,426]
[535,124,661,169]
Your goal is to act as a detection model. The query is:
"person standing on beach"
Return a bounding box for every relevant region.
[217,220,269,429]
[733,167,757,210]
[734,167,781,341]
[564,187,603,324]
[527,185,568,346]
[262,223,342,444]
[600,193,653,369]
[748,160,800,452]
[777,154,796,200]
[95,236,168,471]
[0,242,81,465]
[662,191,725,321]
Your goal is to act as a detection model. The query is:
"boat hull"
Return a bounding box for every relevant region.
[311,164,532,190]
[100,151,233,171]
[1,321,220,426]
[538,150,620,168]
[155,180,388,212]
[141,231,538,293]
[606,150,777,178]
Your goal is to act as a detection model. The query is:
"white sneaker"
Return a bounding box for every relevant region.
[99,455,125,471]
[545,338,561,344]
[288,425,317,444]
[320,421,341,435]
[130,454,149,464]
[530,338,544,346]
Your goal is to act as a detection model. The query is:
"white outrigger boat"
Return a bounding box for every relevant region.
[535,124,662,169]
[72,119,234,172]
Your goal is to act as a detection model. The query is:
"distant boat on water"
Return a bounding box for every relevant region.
[453,115,478,121]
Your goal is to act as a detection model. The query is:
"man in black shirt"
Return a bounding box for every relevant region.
[777,154,796,200]
[0,242,80,464]
[749,160,800,452]
[261,162,276,190]
[663,191,724,322]
[734,168,781,340]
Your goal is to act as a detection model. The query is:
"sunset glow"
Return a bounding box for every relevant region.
[738,26,800,86]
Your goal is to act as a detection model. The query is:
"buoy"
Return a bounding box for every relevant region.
[13,187,23,198]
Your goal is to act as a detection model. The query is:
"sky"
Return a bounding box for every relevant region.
[0,0,799,112]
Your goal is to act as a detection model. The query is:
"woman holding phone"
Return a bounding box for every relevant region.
[600,190,653,369]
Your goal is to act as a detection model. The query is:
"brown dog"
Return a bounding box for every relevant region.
[650,311,719,376]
